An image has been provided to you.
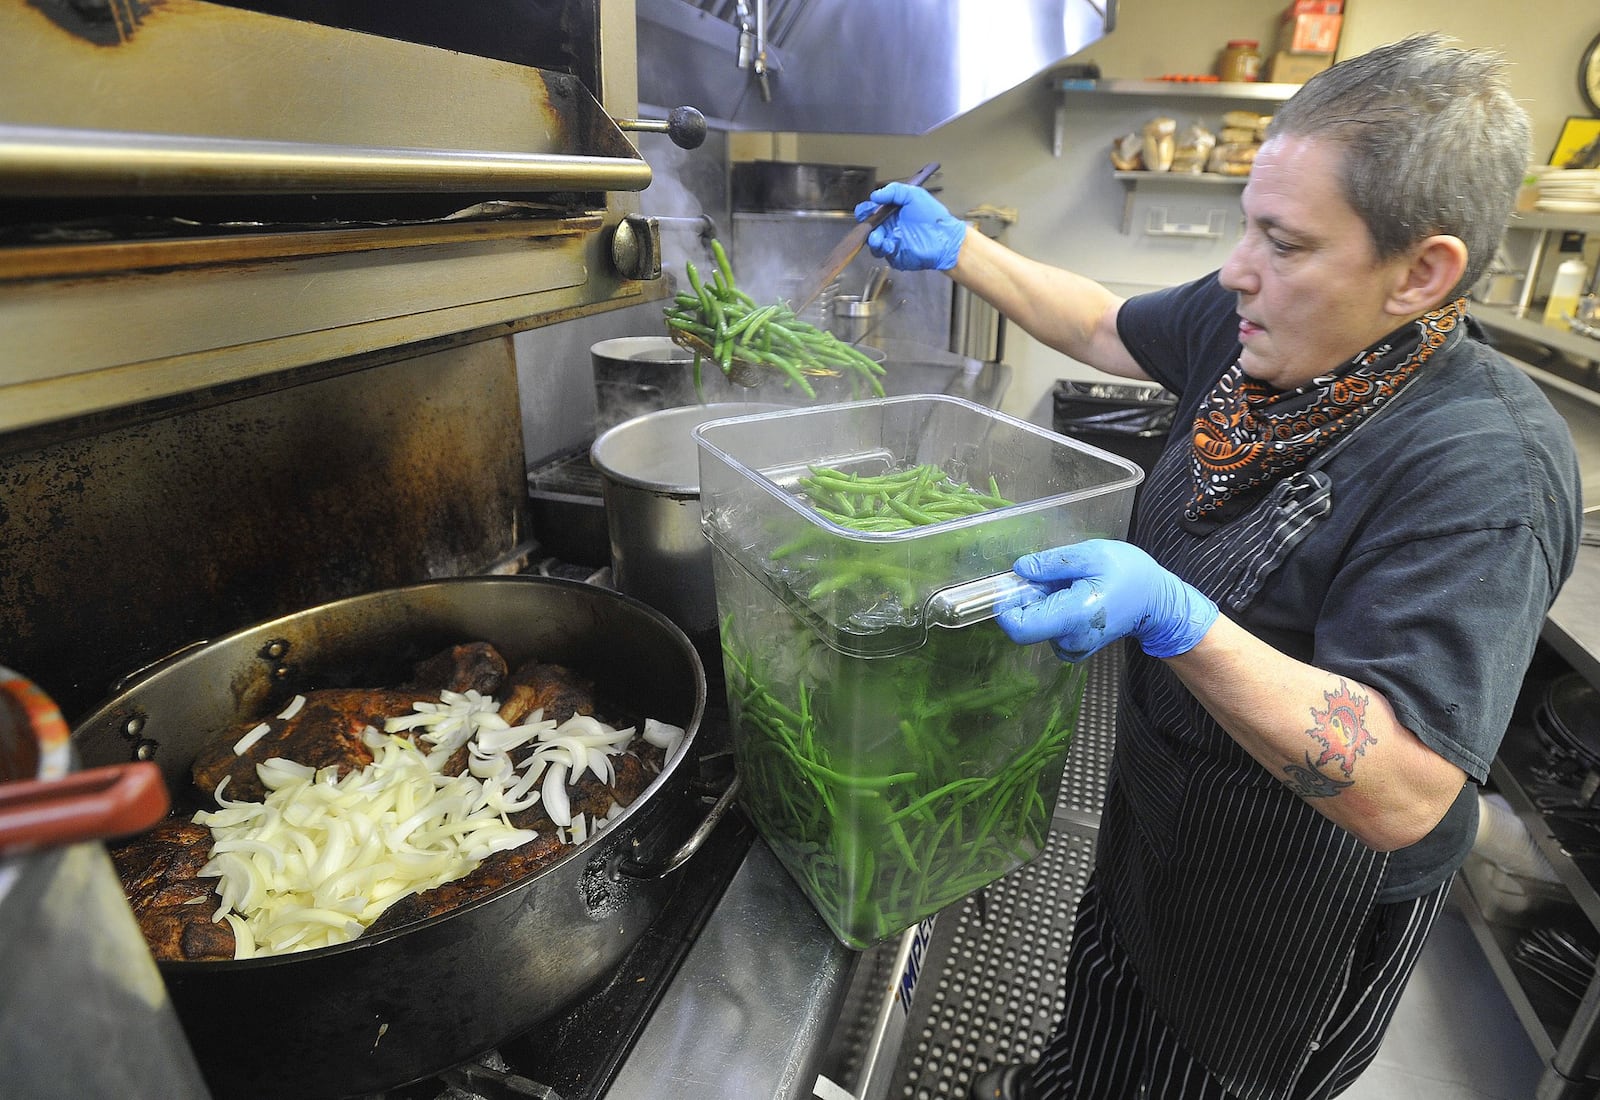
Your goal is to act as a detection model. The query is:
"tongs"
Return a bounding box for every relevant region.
[788,161,939,314]
[666,162,938,391]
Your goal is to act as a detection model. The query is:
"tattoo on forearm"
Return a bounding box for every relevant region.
[1281,680,1376,799]
[1283,756,1354,798]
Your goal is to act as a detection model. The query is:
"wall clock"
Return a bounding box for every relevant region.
[1583,30,1600,116]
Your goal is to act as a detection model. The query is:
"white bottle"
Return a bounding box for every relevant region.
[1543,257,1589,330]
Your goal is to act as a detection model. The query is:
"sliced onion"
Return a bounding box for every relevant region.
[542,762,571,826]
[642,718,685,764]
[222,912,257,959]
[232,722,272,756]
[196,688,677,958]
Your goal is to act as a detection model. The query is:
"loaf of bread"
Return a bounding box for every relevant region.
[1141,116,1177,172]
[1110,131,1144,171]
[1171,123,1216,174]
[1208,141,1257,177]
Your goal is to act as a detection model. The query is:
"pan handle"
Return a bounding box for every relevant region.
[0,762,169,854]
[109,638,215,695]
[616,773,742,880]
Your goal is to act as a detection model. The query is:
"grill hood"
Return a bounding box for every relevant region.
[638,0,1116,135]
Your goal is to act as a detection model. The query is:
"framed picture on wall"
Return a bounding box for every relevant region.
[1550,116,1600,169]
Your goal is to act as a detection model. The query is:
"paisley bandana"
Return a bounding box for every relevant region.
[1186,298,1465,523]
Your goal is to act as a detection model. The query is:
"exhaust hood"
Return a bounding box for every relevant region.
[637,0,1116,135]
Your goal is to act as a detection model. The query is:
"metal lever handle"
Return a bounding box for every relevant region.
[614,106,708,150]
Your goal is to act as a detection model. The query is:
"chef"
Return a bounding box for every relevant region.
[859,33,1583,1100]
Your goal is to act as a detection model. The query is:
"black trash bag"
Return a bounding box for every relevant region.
[1051,380,1179,473]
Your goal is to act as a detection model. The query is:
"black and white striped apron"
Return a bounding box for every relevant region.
[1038,382,1450,1099]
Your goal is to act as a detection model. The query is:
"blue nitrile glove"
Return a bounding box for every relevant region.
[995,539,1219,662]
[854,182,967,272]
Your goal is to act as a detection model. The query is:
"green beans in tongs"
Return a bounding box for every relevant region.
[663,239,887,397]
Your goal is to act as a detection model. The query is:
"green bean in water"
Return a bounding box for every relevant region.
[718,463,1086,946]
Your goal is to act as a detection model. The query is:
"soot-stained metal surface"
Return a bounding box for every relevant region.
[0,338,529,721]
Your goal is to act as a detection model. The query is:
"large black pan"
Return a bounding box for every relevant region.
[72,576,720,1100]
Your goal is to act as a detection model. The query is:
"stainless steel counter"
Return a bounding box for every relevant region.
[1546,540,1600,688]
[1536,370,1600,688]
[606,840,857,1100]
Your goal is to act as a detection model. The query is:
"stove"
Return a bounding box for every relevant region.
[386,790,760,1100]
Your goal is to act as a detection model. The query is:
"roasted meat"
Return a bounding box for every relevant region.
[109,818,235,962]
[189,687,423,803]
[361,831,569,936]
[401,641,508,697]
[498,660,596,726]
[189,644,510,802]
[116,642,666,962]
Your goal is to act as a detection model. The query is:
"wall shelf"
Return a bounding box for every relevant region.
[1472,210,1600,409]
[1055,77,1302,100]
[1477,304,1600,372]
[1511,211,1600,235]
[1112,171,1249,185]
[1109,172,1245,237]
[1053,78,1297,157]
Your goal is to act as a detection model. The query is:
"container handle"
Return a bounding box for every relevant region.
[925,571,1049,630]
[616,774,742,880]
[0,762,169,855]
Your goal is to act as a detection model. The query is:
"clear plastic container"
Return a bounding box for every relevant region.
[1544,257,1589,331]
[694,396,1142,946]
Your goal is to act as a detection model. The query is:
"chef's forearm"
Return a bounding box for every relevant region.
[1164,615,1467,851]
[949,231,1149,380]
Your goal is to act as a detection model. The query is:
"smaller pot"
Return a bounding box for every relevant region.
[591,403,780,645]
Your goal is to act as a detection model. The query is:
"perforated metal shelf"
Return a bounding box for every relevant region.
[1052,645,1121,824]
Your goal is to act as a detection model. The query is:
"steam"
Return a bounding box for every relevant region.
[639,137,717,285]
[613,137,885,428]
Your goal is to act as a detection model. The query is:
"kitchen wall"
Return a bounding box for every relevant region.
[515,2,1595,461]
[780,0,1596,420]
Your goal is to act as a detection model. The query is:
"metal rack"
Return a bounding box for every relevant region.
[1453,514,1600,1098]
[1474,211,1600,410]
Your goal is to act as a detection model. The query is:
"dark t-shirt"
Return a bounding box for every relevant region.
[1116,273,1582,899]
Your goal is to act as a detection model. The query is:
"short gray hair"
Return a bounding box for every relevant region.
[1267,33,1529,301]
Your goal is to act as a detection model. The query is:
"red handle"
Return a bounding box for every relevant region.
[0,761,169,854]
[0,669,169,854]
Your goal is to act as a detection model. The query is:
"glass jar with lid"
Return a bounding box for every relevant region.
[1218,39,1262,83]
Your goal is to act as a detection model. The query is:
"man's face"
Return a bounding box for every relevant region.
[1219,135,1421,390]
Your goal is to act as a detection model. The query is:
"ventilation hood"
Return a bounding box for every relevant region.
[637,0,1116,135]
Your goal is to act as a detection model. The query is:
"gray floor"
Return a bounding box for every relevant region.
[1337,904,1545,1100]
